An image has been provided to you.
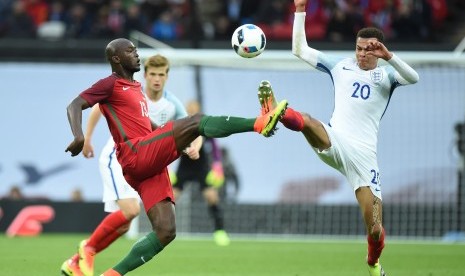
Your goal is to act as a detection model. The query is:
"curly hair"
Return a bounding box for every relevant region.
[356,27,385,43]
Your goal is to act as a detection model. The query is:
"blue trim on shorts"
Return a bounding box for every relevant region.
[108,147,120,200]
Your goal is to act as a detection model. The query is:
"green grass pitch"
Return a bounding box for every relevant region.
[0,234,464,275]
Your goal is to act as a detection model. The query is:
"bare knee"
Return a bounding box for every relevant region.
[173,113,204,150]
[153,224,176,245]
[121,205,141,221]
[203,188,219,205]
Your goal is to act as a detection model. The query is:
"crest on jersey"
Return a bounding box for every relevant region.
[370,69,383,84]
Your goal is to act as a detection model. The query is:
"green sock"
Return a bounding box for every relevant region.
[113,232,164,274]
[199,116,255,137]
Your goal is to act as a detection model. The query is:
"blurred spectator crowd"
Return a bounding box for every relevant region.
[0,0,459,42]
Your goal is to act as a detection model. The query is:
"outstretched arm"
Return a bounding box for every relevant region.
[66,96,90,157]
[292,0,321,67]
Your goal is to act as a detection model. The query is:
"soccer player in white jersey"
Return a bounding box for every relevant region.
[61,54,202,276]
[257,1,419,275]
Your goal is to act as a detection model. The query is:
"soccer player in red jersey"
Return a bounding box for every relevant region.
[65,38,288,276]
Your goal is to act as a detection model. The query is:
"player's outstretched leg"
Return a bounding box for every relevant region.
[258,80,304,131]
[61,254,83,276]
[78,239,96,276]
[195,99,287,139]
[367,262,387,276]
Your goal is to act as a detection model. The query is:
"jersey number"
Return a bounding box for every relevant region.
[370,169,379,184]
[351,82,370,100]
[140,101,149,117]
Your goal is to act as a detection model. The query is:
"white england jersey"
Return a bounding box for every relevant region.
[146,90,188,126]
[315,55,400,152]
[100,90,187,212]
[292,12,419,198]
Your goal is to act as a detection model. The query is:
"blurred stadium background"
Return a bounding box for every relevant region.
[1,0,465,251]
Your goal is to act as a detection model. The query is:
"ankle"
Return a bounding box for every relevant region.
[281,108,304,131]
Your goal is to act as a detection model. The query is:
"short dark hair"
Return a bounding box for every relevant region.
[356,27,385,43]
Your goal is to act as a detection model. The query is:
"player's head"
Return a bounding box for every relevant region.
[355,27,384,70]
[144,54,170,74]
[144,54,170,94]
[105,38,141,73]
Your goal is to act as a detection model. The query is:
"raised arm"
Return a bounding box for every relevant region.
[65,96,91,156]
[292,0,321,67]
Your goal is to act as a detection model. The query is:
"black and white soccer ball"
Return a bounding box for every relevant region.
[231,24,266,58]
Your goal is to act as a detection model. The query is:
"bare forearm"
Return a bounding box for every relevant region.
[67,96,89,139]
[85,104,102,140]
[191,136,203,152]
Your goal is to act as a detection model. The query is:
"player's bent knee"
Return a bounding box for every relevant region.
[155,229,176,244]
[153,224,176,244]
[128,206,141,219]
[122,206,141,220]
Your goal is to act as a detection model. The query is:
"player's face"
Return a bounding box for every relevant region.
[355,37,378,70]
[119,43,141,73]
[144,66,169,93]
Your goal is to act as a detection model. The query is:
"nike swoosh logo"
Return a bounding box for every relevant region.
[342,66,353,71]
[122,86,130,91]
[226,116,230,121]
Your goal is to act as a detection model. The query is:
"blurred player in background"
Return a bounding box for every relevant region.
[171,99,231,246]
[61,54,202,276]
[257,1,419,275]
[65,38,287,276]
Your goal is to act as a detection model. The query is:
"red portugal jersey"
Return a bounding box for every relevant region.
[79,73,152,145]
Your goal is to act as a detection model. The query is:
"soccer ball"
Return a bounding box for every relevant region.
[231,24,266,58]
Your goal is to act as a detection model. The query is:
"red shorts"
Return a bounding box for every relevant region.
[117,121,181,212]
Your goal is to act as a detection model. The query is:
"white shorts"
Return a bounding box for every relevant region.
[99,138,140,212]
[313,124,382,200]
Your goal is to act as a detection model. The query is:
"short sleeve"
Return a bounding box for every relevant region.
[79,75,116,106]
